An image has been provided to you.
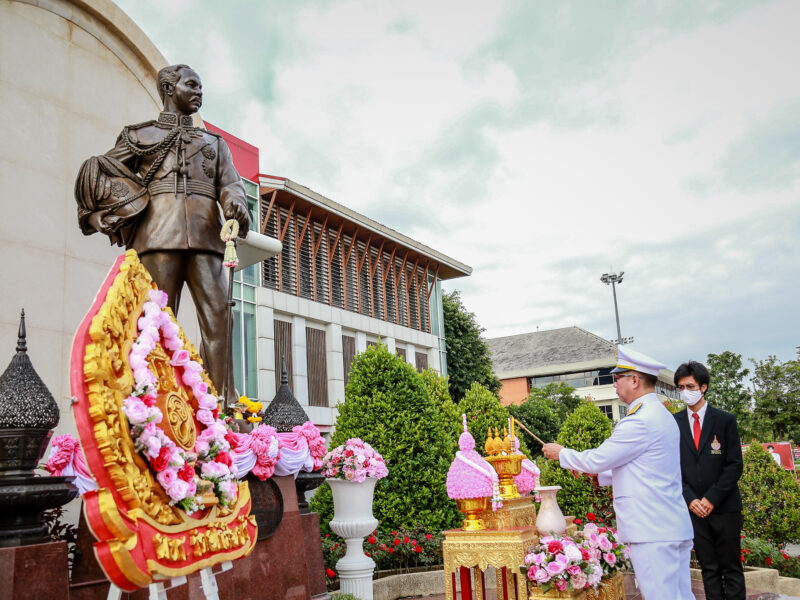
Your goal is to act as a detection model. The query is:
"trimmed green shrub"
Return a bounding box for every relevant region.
[740,442,800,544]
[539,401,614,522]
[309,344,460,533]
[459,382,529,455]
[420,368,461,442]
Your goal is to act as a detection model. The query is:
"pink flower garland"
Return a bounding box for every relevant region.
[122,289,238,511]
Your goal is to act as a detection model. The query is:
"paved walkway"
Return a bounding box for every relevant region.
[413,573,800,600]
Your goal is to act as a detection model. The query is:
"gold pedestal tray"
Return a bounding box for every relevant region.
[528,583,588,599]
[485,454,523,499]
[443,527,539,600]
[456,497,489,531]
[585,572,625,600]
[483,495,537,530]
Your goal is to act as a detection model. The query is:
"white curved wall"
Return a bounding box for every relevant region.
[0,0,171,429]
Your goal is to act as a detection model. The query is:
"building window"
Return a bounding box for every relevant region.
[656,381,680,400]
[598,405,613,419]
[530,368,614,390]
[232,179,260,398]
[342,334,356,387]
[396,347,407,361]
[274,320,293,392]
[306,327,328,407]
[415,351,428,372]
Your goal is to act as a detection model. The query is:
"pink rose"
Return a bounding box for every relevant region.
[598,535,612,552]
[157,468,177,488]
[193,381,208,396]
[555,580,567,592]
[604,552,616,567]
[194,440,210,456]
[533,568,549,583]
[571,574,587,590]
[123,397,150,424]
[171,349,190,366]
[165,478,190,501]
[196,409,214,426]
[197,394,217,410]
[567,565,582,577]
[546,561,565,575]
[145,436,162,458]
[183,370,202,387]
[148,289,169,308]
[184,361,204,374]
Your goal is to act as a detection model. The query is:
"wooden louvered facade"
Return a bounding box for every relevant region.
[259,183,451,334]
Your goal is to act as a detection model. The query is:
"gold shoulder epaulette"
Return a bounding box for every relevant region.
[626,403,643,417]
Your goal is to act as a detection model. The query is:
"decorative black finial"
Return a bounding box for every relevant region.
[16,309,26,353]
[281,356,288,385]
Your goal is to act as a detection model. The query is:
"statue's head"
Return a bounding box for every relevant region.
[158,64,203,115]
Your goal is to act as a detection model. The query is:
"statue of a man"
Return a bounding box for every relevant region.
[75,64,250,403]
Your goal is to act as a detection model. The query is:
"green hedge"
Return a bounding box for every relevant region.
[309,344,460,533]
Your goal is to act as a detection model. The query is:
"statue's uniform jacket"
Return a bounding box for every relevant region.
[105,120,248,254]
[559,393,693,544]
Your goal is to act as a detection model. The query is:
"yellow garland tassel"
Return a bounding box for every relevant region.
[220,219,240,268]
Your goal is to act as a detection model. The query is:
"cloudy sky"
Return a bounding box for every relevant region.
[116,0,799,371]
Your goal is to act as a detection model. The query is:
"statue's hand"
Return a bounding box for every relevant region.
[226,203,250,236]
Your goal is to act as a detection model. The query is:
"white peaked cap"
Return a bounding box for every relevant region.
[611,346,667,376]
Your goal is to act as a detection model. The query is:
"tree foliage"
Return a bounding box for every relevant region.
[539,401,614,520]
[740,442,800,544]
[442,290,501,401]
[507,383,582,458]
[458,382,529,455]
[751,350,800,445]
[707,351,753,438]
[309,344,460,533]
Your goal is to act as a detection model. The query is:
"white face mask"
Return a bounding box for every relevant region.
[681,389,703,406]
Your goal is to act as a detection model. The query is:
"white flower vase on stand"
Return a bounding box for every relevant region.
[535,485,567,536]
[328,477,379,600]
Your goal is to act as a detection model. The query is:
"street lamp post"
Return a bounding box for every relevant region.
[600,272,633,345]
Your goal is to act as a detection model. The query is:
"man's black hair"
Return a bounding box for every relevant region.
[673,360,710,387]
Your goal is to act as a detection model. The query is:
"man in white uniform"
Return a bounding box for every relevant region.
[543,347,694,600]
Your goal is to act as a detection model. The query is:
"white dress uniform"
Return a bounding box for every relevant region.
[559,392,695,600]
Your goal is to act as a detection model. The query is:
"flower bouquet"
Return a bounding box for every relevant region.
[524,534,602,598]
[579,524,630,600]
[321,438,388,482]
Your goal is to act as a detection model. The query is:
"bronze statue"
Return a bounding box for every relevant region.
[75,64,250,404]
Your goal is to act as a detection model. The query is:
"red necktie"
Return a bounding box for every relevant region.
[692,413,701,450]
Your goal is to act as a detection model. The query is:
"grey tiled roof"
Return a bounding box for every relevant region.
[486,327,617,376]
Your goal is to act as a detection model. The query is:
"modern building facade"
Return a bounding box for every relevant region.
[220,155,471,431]
[487,327,678,421]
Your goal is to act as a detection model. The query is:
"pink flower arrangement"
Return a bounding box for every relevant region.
[523,535,602,594]
[293,421,327,470]
[322,438,388,482]
[579,523,631,577]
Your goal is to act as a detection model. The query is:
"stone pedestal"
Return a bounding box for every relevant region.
[0,540,70,599]
[69,476,330,600]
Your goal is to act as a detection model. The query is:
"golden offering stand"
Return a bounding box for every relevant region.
[444,423,540,600]
[444,422,589,600]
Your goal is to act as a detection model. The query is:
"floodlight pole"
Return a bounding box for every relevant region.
[600,272,632,345]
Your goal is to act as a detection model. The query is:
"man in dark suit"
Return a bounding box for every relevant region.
[674,360,745,600]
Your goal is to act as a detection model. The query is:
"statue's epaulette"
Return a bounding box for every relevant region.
[626,403,643,417]
[124,120,158,131]
[202,128,223,140]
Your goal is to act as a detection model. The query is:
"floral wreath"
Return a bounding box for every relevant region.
[122,289,238,513]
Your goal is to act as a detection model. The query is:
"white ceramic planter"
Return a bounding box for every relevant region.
[328,477,380,600]
[535,485,567,536]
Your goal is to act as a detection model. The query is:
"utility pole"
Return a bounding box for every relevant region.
[600,271,633,345]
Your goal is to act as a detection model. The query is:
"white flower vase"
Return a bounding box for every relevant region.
[535,485,567,536]
[328,477,379,600]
